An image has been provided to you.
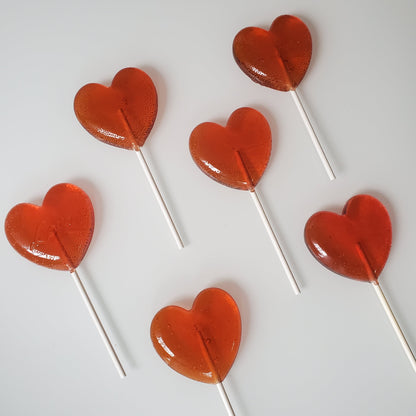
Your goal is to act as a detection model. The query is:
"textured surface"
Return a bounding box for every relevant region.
[305,195,392,282]
[233,15,312,91]
[189,107,271,190]
[5,183,94,271]
[151,288,241,383]
[74,67,157,150]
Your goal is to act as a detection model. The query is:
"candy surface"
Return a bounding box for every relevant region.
[5,184,94,272]
[304,195,392,282]
[74,67,157,150]
[189,107,271,191]
[150,288,241,384]
[233,15,312,91]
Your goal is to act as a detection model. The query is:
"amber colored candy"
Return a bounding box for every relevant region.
[74,67,157,150]
[189,107,271,191]
[5,183,94,272]
[304,195,392,282]
[233,15,312,91]
[150,288,241,384]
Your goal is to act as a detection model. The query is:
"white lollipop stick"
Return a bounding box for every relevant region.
[289,89,335,181]
[249,190,300,295]
[134,148,184,249]
[118,108,183,249]
[217,382,236,416]
[372,281,416,373]
[355,243,416,372]
[71,269,126,378]
[234,150,300,294]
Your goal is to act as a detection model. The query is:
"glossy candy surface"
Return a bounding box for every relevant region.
[5,184,94,272]
[189,107,271,191]
[74,67,157,150]
[305,195,392,282]
[233,15,312,91]
[151,288,241,384]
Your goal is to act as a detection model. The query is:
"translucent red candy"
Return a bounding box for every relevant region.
[74,67,157,150]
[150,288,241,384]
[189,107,271,191]
[233,15,312,91]
[4,183,94,272]
[304,195,392,282]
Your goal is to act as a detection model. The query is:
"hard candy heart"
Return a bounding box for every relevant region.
[150,288,241,384]
[304,194,392,282]
[189,107,271,191]
[5,183,94,272]
[233,15,312,91]
[74,67,157,150]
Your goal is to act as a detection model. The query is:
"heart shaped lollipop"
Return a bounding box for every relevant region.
[5,183,94,272]
[74,67,157,150]
[190,108,300,294]
[151,287,241,384]
[74,67,183,248]
[304,194,392,282]
[5,183,125,378]
[233,14,312,92]
[151,288,241,413]
[233,15,335,180]
[305,195,416,373]
[190,107,271,191]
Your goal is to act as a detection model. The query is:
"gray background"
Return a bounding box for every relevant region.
[1,0,416,415]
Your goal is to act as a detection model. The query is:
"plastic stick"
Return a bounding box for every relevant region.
[217,382,236,416]
[372,281,416,373]
[233,150,300,294]
[135,148,184,249]
[249,190,300,295]
[118,108,183,249]
[71,269,126,378]
[289,89,335,181]
[355,243,416,372]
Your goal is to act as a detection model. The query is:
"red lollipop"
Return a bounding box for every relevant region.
[190,107,300,294]
[305,194,416,372]
[74,67,183,249]
[190,107,271,191]
[151,288,241,415]
[233,15,335,180]
[5,183,126,378]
